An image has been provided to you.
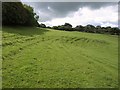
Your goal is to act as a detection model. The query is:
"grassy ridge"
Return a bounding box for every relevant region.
[2,27,118,88]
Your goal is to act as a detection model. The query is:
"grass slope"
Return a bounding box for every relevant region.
[2,27,118,88]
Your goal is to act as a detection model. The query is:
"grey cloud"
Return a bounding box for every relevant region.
[22,2,117,22]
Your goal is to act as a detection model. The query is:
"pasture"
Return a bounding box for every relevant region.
[2,27,118,88]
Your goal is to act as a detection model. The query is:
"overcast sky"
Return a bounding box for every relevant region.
[21,2,118,27]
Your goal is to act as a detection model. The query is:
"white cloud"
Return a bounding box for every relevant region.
[47,6,54,12]
[39,5,118,27]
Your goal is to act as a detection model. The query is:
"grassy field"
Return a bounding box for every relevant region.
[2,26,118,88]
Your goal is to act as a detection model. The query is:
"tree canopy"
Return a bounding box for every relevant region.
[2,2,39,26]
[52,23,120,35]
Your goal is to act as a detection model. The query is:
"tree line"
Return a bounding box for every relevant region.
[38,23,120,35]
[2,2,39,26]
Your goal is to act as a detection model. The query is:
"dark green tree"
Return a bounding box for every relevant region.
[84,24,95,33]
[110,27,120,35]
[96,25,103,33]
[2,2,39,26]
[63,23,73,31]
[38,23,46,28]
[75,25,84,32]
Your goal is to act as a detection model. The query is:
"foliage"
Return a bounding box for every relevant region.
[75,25,120,35]
[38,23,46,28]
[52,23,73,31]
[2,2,39,26]
[63,23,73,31]
[52,23,120,35]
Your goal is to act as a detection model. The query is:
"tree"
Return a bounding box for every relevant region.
[96,25,102,33]
[38,23,46,28]
[23,4,39,26]
[51,23,119,35]
[75,25,84,32]
[105,26,112,34]
[52,26,58,30]
[84,24,95,33]
[2,2,39,26]
[46,26,51,29]
[64,23,72,27]
[63,23,73,31]
[57,25,65,30]
[110,27,120,35]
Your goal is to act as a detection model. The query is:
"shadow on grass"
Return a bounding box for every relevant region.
[2,26,49,36]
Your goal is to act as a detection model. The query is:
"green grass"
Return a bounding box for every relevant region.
[2,26,118,88]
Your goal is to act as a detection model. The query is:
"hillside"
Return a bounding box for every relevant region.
[2,27,118,88]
